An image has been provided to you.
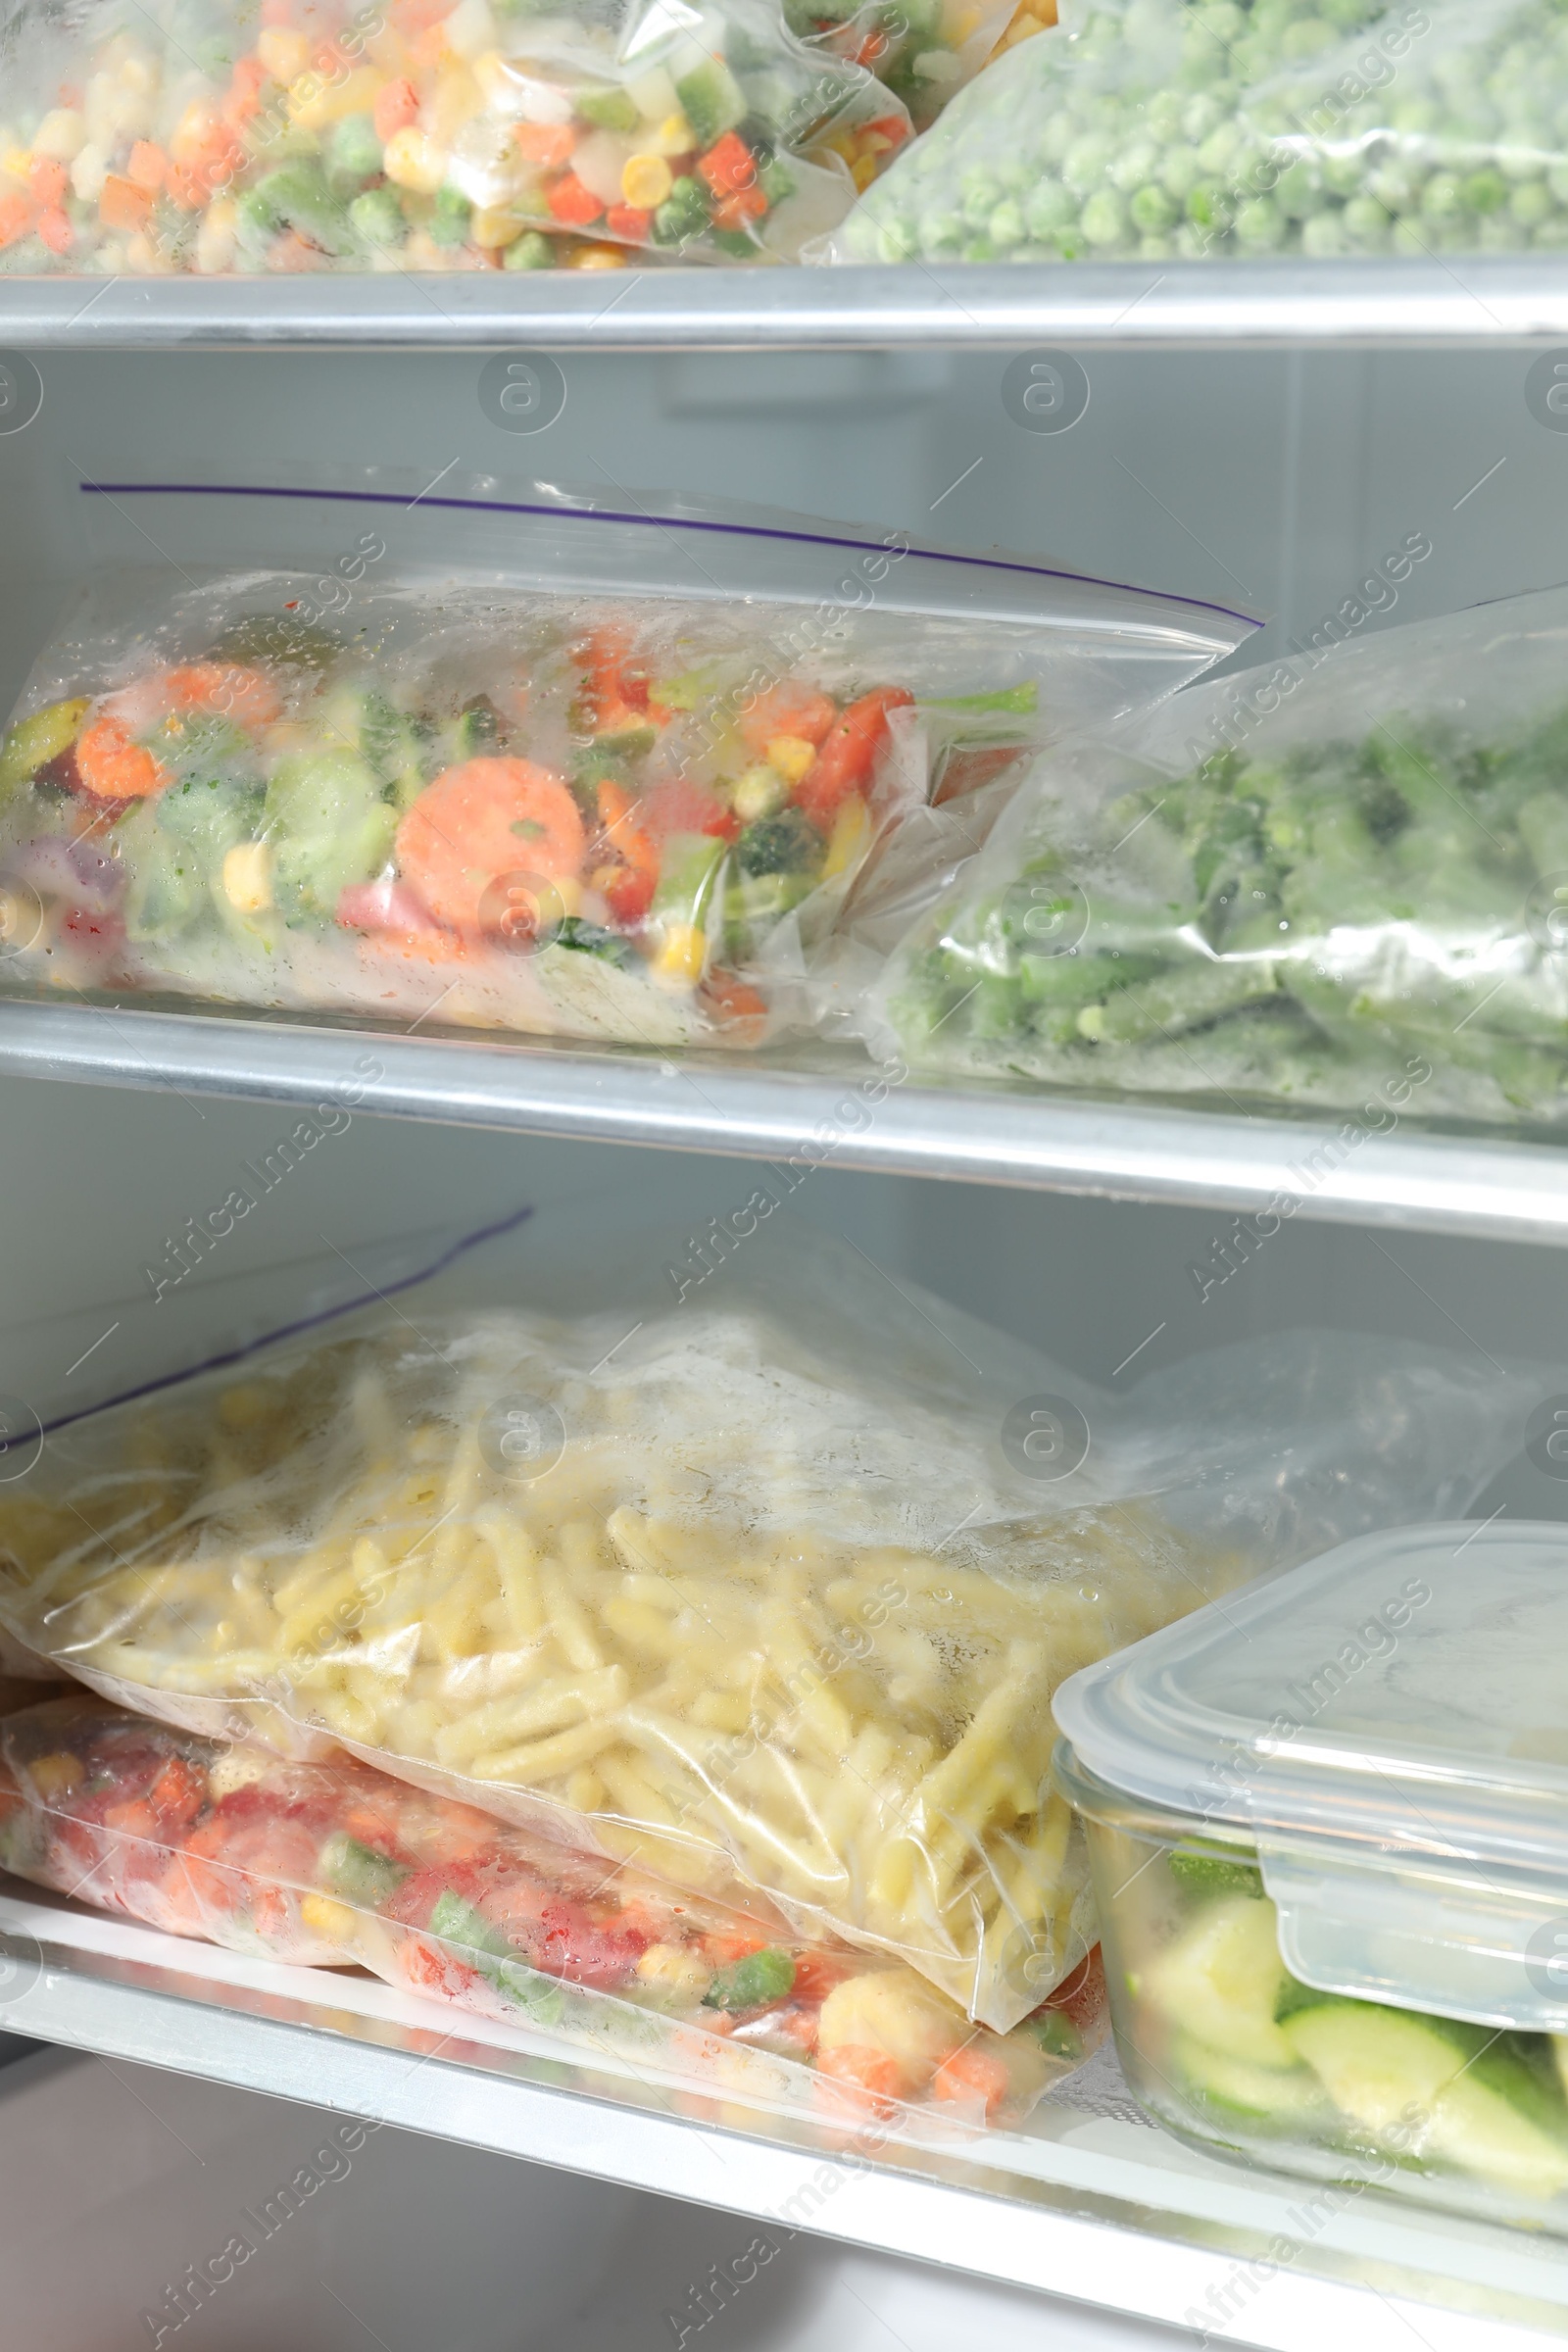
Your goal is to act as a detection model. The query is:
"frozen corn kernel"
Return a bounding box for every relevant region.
[257,25,311,83]
[733,764,788,821]
[764,735,816,785]
[636,1942,712,2005]
[383,126,448,193]
[823,793,873,880]
[196,196,238,273]
[222,842,272,913]
[470,203,522,246]
[71,141,109,202]
[851,154,879,193]
[299,1892,359,1942]
[26,1753,82,1802]
[568,241,628,268]
[621,152,672,210]
[652,921,707,983]
[207,1747,270,1796]
[430,63,483,144]
[33,109,87,161]
[289,63,382,131]
[650,113,694,158]
[1,148,30,186]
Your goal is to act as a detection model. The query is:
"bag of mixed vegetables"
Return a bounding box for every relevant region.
[788,0,1025,133]
[0,479,1253,1052]
[822,0,1568,266]
[868,579,1568,1128]
[0,0,903,274]
[0,1691,1103,2132]
[0,1210,1524,2033]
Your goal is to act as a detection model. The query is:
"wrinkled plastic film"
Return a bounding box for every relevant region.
[0,475,1255,1054]
[0,1692,1104,2135]
[0,1213,1531,2032]
[867,578,1568,1129]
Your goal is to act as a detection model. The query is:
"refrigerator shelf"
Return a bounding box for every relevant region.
[7,257,1568,352]
[3,1886,1565,2352]
[2,992,1568,1242]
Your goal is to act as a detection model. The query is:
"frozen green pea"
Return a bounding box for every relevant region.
[1082,187,1129,243]
[1301,209,1345,255]
[1161,145,1205,197]
[1109,138,1161,191]
[1420,171,1465,222]
[1549,163,1568,203]
[348,185,404,250]
[1025,178,1077,236]
[1391,98,1440,136]
[1187,178,1235,230]
[1368,161,1423,210]
[1536,213,1568,244]
[1131,179,1178,230]
[1139,230,1174,256]
[1040,112,1078,167]
[1063,134,1113,192]
[1512,177,1554,224]
[961,174,1002,223]
[989,196,1027,246]
[1147,89,1186,138]
[1198,121,1242,173]
[1342,193,1390,247]
[1274,158,1321,216]
[1234,193,1287,245]
[1321,150,1366,197]
[1390,216,1432,253]
[1182,92,1226,141]
[1462,166,1508,214]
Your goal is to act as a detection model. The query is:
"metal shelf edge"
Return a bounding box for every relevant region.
[8,258,1568,348]
[6,1930,1564,2352]
[2,997,1567,1239]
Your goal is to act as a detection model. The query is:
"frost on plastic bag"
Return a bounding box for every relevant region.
[0,1693,1104,2133]
[821,0,1568,267]
[0,484,1254,1054]
[869,578,1568,1128]
[0,1218,1528,2032]
[0,0,902,276]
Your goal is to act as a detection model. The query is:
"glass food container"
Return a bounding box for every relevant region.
[1052,1520,1568,2232]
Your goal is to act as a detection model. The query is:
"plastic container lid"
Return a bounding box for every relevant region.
[1054,1521,1568,2034]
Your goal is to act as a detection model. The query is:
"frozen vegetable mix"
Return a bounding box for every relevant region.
[0,1218,1526,2033]
[0,0,903,273]
[1055,1519,1568,2229]
[871,579,1568,1128]
[0,1691,1102,2131]
[824,0,1568,265]
[0,524,1252,1053]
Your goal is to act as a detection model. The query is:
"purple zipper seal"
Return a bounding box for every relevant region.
[76,479,1261,635]
[35,1201,534,1447]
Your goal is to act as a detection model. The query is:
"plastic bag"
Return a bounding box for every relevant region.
[0,1692,1103,2132]
[790,0,1021,133]
[820,0,1568,267]
[0,471,1254,1054]
[0,0,902,275]
[0,1205,1527,2033]
[866,577,1568,1128]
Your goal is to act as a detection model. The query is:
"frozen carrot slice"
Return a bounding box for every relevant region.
[397,757,585,931]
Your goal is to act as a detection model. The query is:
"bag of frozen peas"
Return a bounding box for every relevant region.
[822,0,1568,266]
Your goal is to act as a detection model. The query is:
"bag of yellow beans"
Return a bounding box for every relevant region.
[0,1224,1520,2032]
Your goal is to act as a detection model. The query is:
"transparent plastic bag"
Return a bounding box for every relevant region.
[0,1691,1103,2133]
[0,1210,1527,2032]
[0,470,1254,1054]
[866,577,1568,1128]
[0,0,906,273]
[819,0,1568,267]
[789,0,1020,133]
